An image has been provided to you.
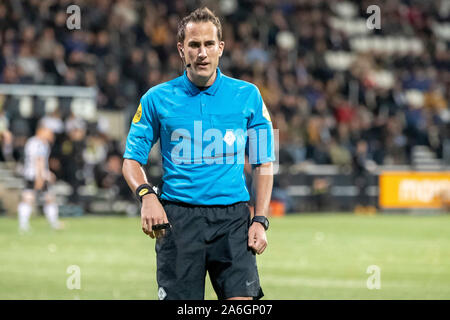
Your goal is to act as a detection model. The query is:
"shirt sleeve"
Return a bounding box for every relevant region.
[246,86,276,165]
[123,94,160,165]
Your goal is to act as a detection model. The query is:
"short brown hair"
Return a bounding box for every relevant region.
[177,7,222,43]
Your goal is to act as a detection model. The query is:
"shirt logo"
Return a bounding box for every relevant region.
[158,287,167,300]
[246,280,257,287]
[262,102,271,122]
[223,130,236,146]
[168,121,274,165]
[133,104,142,123]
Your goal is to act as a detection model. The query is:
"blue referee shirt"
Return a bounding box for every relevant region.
[124,68,275,205]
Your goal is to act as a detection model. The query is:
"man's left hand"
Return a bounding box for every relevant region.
[248,222,267,255]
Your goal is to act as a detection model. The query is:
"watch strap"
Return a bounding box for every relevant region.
[135,184,156,203]
[251,215,269,231]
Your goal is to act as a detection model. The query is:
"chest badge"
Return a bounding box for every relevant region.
[223,130,236,146]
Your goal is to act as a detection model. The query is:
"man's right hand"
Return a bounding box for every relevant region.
[141,194,170,239]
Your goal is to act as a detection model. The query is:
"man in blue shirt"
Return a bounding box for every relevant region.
[122,7,274,300]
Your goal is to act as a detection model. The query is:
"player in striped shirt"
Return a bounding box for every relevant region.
[18,123,62,232]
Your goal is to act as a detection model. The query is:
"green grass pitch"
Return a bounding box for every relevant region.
[0,213,449,299]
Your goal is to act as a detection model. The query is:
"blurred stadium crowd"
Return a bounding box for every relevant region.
[0,0,449,206]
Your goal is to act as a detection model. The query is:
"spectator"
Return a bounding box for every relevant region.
[94,153,130,199]
[58,115,87,203]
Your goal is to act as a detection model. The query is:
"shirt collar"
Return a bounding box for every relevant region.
[183,67,222,96]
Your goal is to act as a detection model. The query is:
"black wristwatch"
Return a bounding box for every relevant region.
[135,183,156,203]
[251,216,269,231]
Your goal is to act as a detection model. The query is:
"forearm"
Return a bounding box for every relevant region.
[252,162,273,217]
[122,158,151,192]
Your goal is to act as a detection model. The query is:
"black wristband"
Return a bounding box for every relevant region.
[135,183,156,203]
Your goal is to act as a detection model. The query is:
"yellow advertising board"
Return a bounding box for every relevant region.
[379,171,450,209]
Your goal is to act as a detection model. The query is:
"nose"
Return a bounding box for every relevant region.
[198,45,207,58]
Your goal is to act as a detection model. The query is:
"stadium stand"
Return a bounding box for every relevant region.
[0,0,449,214]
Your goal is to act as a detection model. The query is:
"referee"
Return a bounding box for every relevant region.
[122,7,275,300]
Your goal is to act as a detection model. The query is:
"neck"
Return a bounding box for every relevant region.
[187,69,217,87]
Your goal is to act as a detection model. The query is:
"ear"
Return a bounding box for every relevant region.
[177,42,184,59]
[218,41,225,57]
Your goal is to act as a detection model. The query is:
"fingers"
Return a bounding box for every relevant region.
[250,238,267,255]
[141,217,155,238]
[256,241,267,255]
[152,221,165,239]
[153,212,171,239]
[248,227,267,255]
[141,211,170,239]
[153,218,171,239]
[248,227,255,247]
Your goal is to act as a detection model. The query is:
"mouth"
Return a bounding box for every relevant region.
[195,62,209,69]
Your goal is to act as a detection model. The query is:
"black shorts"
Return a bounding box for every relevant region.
[155,200,264,300]
[25,179,48,192]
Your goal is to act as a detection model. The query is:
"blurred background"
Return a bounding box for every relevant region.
[1,0,449,216]
[0,0,449,300]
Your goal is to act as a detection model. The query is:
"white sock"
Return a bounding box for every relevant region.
[18,202,32,232]
[44,203,59,229]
